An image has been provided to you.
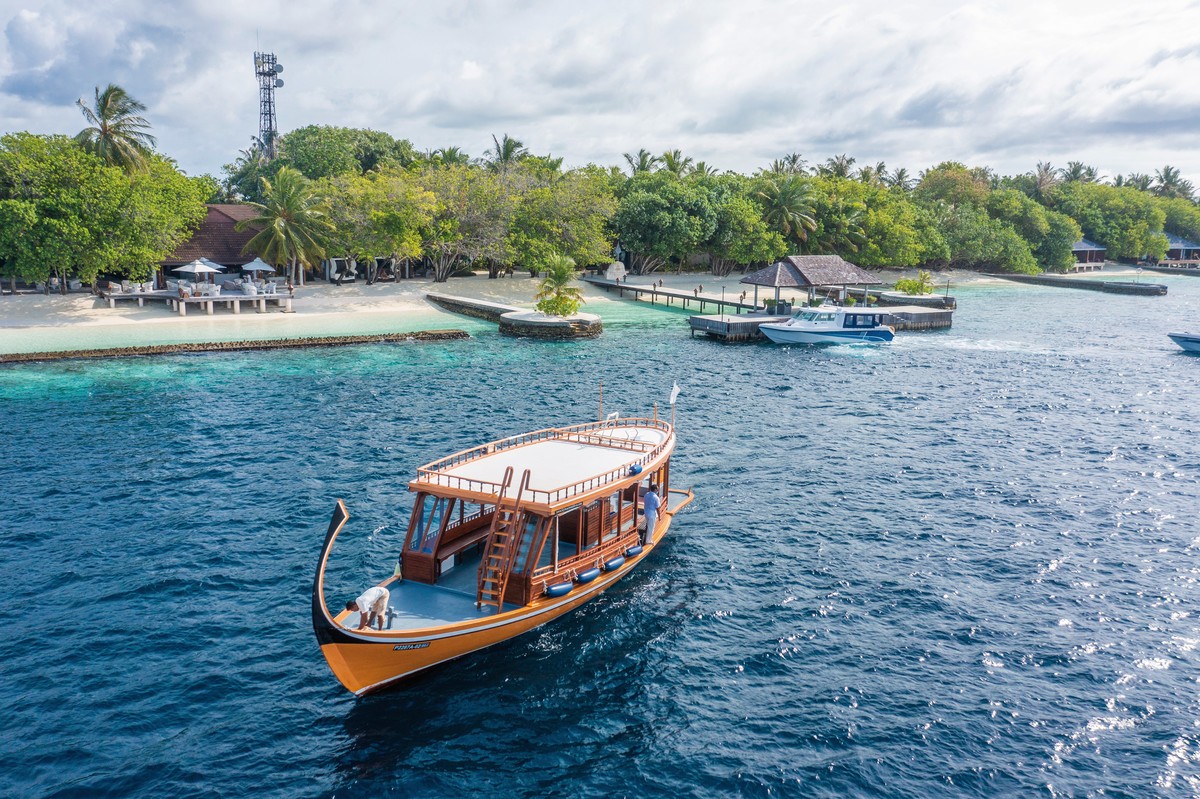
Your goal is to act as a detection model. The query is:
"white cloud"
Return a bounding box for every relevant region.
[1,0,1199,183]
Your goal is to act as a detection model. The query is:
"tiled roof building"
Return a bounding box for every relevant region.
[162,205,261,267]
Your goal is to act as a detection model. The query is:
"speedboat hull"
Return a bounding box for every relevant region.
[759,305,895,345]
[760,325,894,345]
[1168,332,1200,352]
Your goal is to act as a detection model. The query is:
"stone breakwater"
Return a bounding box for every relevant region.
[0,330,470,364]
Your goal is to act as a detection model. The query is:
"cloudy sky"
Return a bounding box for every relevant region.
[3,0,1200,183]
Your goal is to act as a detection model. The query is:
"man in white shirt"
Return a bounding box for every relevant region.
[641,483,662,546]
[345,585,390,630]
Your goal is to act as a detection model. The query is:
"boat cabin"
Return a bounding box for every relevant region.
[401,419,674,609]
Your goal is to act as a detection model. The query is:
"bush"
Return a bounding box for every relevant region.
[894,270,934,295]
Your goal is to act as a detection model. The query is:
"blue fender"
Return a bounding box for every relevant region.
[603,555,626,572]
[575,567,601,584]
[544,582,573,598]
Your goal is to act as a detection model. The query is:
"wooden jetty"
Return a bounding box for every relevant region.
[582,277,756,314]
[688,305,953,342]
[985,273,1167,296]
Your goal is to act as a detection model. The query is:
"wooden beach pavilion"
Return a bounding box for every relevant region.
[741,255,883,308]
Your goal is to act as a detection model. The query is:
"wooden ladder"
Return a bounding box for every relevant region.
[476,467,531,612]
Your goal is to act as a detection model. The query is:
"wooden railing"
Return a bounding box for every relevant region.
[415,418,672,504]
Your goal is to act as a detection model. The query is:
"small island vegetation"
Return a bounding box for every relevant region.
[2,85,1199,295]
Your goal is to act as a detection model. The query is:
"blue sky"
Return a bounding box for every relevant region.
[3,0,1200,183]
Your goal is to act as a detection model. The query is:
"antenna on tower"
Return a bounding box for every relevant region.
[253,51,284,159]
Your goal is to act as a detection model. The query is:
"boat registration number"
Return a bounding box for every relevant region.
[393,642,431,651]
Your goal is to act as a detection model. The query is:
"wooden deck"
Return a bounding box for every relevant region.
[100,289,295,315]
[583,277,758,314]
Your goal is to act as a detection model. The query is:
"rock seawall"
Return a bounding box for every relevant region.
[1,329,470,364]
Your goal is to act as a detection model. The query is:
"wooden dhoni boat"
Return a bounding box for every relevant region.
[312,415,693,695]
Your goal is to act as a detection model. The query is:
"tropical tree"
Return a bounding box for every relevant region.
[1061,161,1101,184]
[0,133,205,291]
[486,134,529,172]
[754,176,817,244]
[237,166,333,285]
[1118,173,1154,191]
[613,171,716,273]
[419,164,514,282]
[886,167,916,191]
[701,184,787,276]
[1031,161,1060,200]
[1153,165,1195,200]
[623,148,661,176]
[819,154,856,178]
[763,153,808,176]
[690,161,719,178]
[660,149,694,178]
[507,167,617,277]
[425,146,472,167]
[74,83,157,172]
[533,254,585,317]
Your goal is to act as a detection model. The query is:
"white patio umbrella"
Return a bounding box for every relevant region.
[240,257,276,274]
[173,259,225,284]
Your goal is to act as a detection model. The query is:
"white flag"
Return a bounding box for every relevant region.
[669,381,680,406]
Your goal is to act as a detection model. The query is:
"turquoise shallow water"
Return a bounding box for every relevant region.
[3,276,1200,798]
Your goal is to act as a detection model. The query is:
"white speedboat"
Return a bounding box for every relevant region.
[759,304,894,345]
[1168,332,1200,352]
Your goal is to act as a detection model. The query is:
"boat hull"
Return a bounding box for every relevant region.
[759,325,894,345]
[315,490,694,695]
[1168,332,1200,352]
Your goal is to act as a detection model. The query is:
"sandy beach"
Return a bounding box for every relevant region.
[0,266,1131,356]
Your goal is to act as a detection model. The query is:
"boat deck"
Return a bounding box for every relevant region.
[341,489,689,632]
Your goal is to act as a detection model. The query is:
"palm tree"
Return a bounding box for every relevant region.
[660,149,694,178]
[690,161,719,178]
[1061,161,1102,183]
[856,161,887,186]
[756,177,817,244]
[1121,172,1154,191]
[820,154,856,178]
[886,167,915,191]
[486,134,529,172]
[623,149,661,175]
[765,152,808,176]
[74,83,157,171]
[1153,165,1195,200]
[428,146,472,166]
[237,167,333,286]
[1032,161,1060,199]
[533,254,585,317]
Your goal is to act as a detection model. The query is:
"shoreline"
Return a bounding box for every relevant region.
[0,266,1141,357]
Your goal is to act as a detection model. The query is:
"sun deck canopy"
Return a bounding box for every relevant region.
[411,419,673,508]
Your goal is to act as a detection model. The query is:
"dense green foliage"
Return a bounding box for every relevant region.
[0,133,205,289]
[8,82,1200,289]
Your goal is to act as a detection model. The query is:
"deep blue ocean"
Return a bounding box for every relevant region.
[3,276,1200,798]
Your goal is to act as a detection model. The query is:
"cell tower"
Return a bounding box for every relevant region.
[253,52,284,158]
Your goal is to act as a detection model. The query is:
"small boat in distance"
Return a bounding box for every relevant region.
[759,303,895,345]
[312,414,693,695]
[1168,332,1200,353]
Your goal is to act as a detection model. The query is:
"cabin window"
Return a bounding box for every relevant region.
[411,495,449,553]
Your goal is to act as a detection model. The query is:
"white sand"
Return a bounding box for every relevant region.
[0,265,1138,355]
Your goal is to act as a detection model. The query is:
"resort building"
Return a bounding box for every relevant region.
[1165,233,1200,263]
[1071,238,1107,264]
[160,204,261,279]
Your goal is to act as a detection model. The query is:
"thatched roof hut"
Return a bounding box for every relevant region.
[741,255,882,305]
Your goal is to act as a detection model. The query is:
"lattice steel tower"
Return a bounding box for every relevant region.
[253,52,284,158]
